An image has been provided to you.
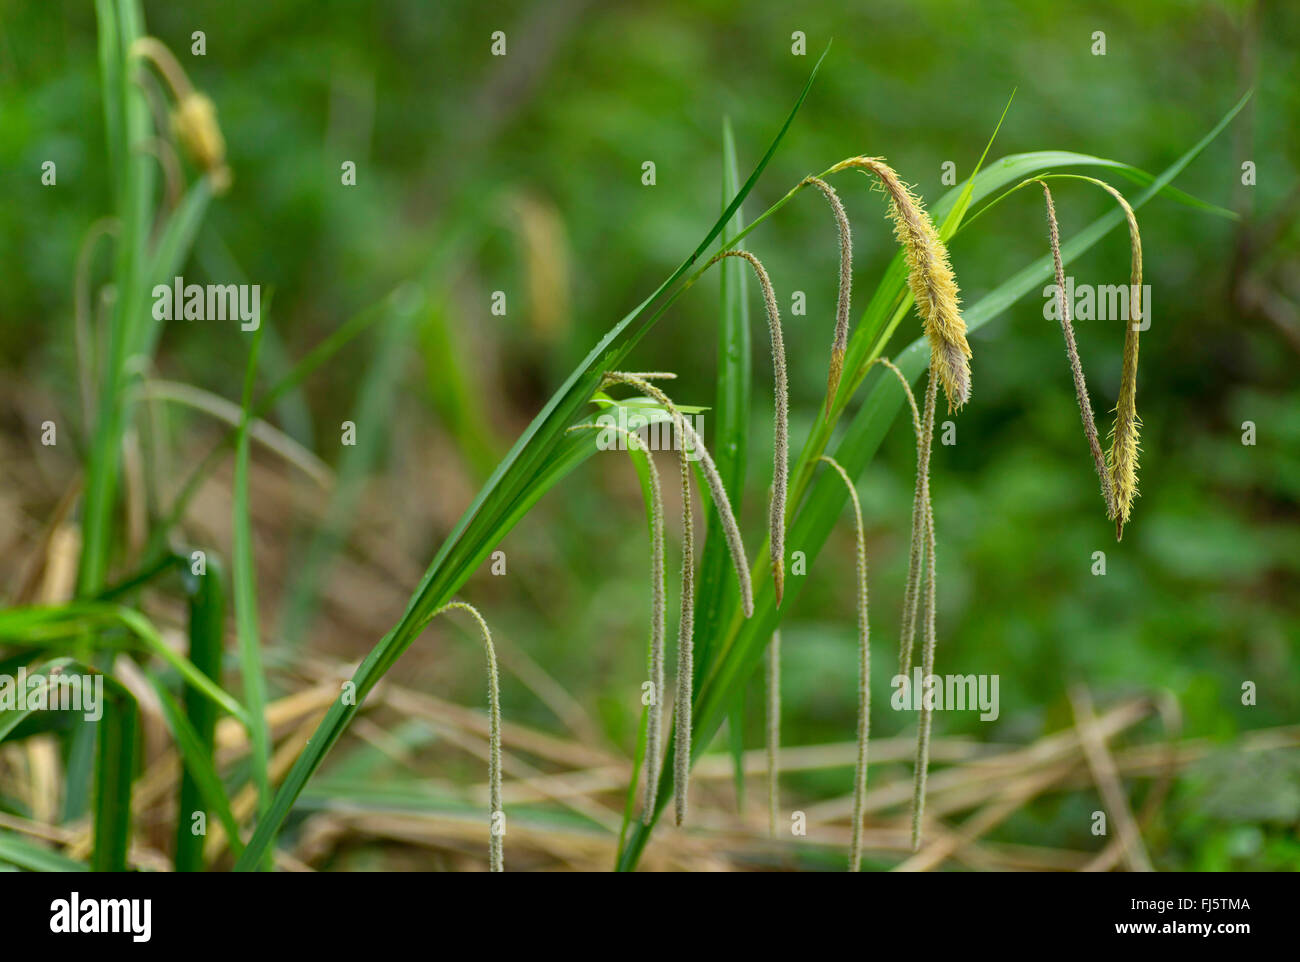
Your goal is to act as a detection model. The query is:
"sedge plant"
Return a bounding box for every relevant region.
[0,13,1253,873]
[236,74,1252,870]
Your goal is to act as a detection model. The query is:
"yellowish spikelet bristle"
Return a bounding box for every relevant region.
[1039,182,1116,523]
[705,250,788,607]
[1109,410,1142,541]
[830,157,972,411]
[172,93,228,181]
[132,37,231,193]
[1086,180,1144,540]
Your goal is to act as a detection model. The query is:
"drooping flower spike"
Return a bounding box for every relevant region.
[704,250,789,607]
[817,455,871,871]
[567,422,666,823]
[420,601,504,871]
[130,37,231,192]
[602,371,754,825]
[830,157,972,411]
[801,176,854,414]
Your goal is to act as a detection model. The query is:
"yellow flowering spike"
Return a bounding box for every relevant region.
[831,157,972,411]
[172,93,229,187]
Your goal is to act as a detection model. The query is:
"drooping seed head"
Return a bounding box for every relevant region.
[830,157,972,411]
[131,37,230,193]
[602,371,753,826]
[172,93,230,189]
[427,601,504,872]
[801,177,854,414]
[604,371,754,619]
[1039,182,1116,521]
[704,250,788,606]
[568,423,665,822]
[1082,179,1144,541]
[817,455,871,871]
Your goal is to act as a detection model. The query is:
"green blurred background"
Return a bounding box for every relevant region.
[1,0,1297,869]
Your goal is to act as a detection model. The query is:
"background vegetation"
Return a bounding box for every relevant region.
[0,0,1296,870]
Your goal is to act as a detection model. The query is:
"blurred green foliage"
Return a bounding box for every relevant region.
[1,0,1296,868]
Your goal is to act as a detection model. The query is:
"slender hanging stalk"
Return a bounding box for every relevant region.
[830,156,972,411]
[421,601,504,871]
[801,176,854,414]
[601,372,753,618]
[1085,179,1144,541]
[867,359,928,680]
[130,37,230,191]
[602,372,747,824]
[673,432,696,826]
[766,630,780,838]
[817,455,870,871]
[910,373,940,852]
[703,250,789,606]
[1029,174,1144,538]
[139,136,183,208]
[1039,182,1115,517]
[567,423,665,823]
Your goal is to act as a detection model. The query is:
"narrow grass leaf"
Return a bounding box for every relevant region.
[232,321,271,868]
[175,557,229,870]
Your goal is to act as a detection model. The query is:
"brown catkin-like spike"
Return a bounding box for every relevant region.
[910,373,939,852]
[704,250,788,607]
[1040,182,1116,519]
[567,423,665,822]
[818,455,870,871]
[171,94,228,178]
[766,630,781,838]
[426,602,503,871]
[602,373,754,619]
[801,177,854,414]
[830,157,972,411]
